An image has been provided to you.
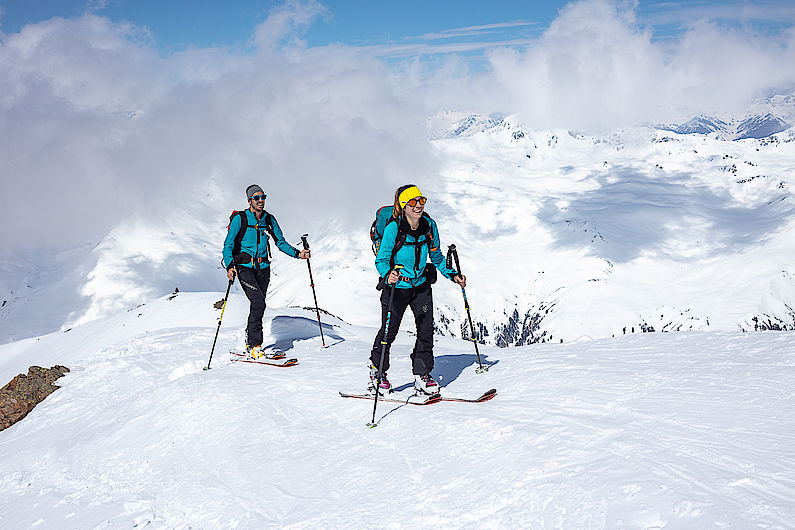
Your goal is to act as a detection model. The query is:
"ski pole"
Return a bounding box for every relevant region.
[368,265,403,428]
[447,245,487,373]
[300,234,326,348]
[204,277,234,371]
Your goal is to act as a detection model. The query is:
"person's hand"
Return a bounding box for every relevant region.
[299,249,311,259]
[454,274,466,288]
[387,269,400,285]
[227,268,236,281]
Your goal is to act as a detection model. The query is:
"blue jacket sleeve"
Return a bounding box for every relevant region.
[427,219,459,281]
[375,221,398,278]
[222,214,241,270]
[268,215,300,258]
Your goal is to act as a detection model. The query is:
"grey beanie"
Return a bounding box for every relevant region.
[246,184,264,199]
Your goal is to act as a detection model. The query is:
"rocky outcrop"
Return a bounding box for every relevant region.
[0,365,69,431]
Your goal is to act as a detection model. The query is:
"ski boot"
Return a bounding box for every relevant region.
[414,373,440,395]
[248,345,286,360]
[368,363,392,396]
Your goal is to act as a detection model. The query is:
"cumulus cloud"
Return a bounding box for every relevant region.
[482,0,795,131]
[0,5,436,254]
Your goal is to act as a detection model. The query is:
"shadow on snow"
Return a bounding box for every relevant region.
[392,353,498,391]
[264,315,344,353]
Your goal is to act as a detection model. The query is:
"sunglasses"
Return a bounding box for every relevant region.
[250,194,266,202]
[405,196,427,207]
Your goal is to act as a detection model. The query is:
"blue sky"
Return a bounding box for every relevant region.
[0,1,559,55]
[2,0,794,60]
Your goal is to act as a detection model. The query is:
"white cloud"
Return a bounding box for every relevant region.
[0,8,437,255]
[250,0,328,50]
[480,0,795,131]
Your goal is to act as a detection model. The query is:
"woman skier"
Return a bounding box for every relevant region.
[369,184,466,395]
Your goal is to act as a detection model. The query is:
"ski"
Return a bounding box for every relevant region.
[229,349,287,360]
[230,352,298,367]
[339,388,496,404]
[339,391,442,405]
[231,357,298,367]
[438,388,497,403]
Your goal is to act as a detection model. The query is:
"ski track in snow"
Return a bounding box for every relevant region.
[0,293,793,528]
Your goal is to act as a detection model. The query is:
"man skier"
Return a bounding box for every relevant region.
[223,184,310,358]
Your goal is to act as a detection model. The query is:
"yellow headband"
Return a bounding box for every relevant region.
[398,186,423,208]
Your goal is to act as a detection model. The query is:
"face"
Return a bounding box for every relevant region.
[249,192,266,211]
[403,196,425,222]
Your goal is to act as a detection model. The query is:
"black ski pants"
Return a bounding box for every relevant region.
[370,282,434,376]
[237,265,271,347]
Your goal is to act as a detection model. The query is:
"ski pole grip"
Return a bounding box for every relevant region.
[388,265,403,285]
[448,244,462,275]
[300,234,310,250]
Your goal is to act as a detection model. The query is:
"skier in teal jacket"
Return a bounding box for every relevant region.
[369,184,465,395]
[223,184,310,358]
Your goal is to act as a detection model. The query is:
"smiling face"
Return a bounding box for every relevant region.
[403,195,425,224]
[248,192,266,213]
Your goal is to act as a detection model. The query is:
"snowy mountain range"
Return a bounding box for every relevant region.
[659,113,790,140]
[656,94,794,141]
[3,95,795,349]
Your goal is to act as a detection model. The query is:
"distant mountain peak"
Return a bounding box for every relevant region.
[657,91,795,141]
[659,113,790,140]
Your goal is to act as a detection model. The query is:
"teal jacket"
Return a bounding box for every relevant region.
[375,215,458,289]
[223,209,299,270]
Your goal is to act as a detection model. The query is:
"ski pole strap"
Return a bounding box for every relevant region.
[301,234,310,251]
[447,244,462,276]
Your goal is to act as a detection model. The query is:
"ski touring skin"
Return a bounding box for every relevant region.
[339,391,442,405]
[229,351,298,367]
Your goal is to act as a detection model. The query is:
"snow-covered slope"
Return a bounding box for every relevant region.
[423,116,795,345]
[0,293,793,527]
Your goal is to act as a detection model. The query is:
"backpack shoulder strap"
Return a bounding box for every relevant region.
[260,211,275,259]
[388,217,409,270]
[266,212,275,235]
[423,213,437,251]
[234,210,248,245]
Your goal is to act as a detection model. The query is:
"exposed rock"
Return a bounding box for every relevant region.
[0,365,69,431]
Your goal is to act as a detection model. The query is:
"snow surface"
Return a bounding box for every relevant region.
[1,292,793,528]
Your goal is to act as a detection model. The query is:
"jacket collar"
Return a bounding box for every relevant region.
[398,213,429,234]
